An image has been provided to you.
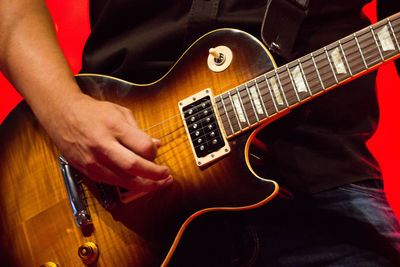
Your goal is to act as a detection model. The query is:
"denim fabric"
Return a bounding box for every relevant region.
[234,179,400,267]
[171,179,400,266]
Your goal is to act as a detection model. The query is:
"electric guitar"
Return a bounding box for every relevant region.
[0,13,399,267]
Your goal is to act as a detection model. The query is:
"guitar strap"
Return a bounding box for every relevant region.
[261,0,309,60]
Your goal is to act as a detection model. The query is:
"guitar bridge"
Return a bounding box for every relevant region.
[179,89,230,166]
[58,156,92,228]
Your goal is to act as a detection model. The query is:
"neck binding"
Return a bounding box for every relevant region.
[215,13,400,138]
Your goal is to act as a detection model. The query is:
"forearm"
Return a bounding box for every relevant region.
[0,1,172,190]
[0,0,81,122]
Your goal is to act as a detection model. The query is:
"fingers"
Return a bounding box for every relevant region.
[116,105,162,160]
[59,100,173,191]
[106,140,170,179]
[109,110,172,190]
[78,159,172,192]
[131,175,173,192]
[118,106,139,128]
[81,138,172,191]
[111,106,163,161]
[116,124,159,161]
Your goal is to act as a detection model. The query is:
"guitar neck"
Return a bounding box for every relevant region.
[215,12,400,137]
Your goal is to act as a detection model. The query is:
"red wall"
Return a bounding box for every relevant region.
[0,1,90,120]
[1,1,399,216]
[362,2,400,218]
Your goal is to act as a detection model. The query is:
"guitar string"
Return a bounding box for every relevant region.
[225,45,390,122]
[144,36,394,143]
[142,18,400,140]
[145,54,390,147]
[115,31,400,171]
[144,45,375,138]
[224,32,397,113]
[144,19,400,139]
[258,28,393,104]
[144,99,215,134]
[145,101,220,139]
[81,24,400,191]
[144,113,182,132]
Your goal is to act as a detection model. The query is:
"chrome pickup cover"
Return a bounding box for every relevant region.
[179,89,230,167]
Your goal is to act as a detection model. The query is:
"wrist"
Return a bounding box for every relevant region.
[29,80,87,128]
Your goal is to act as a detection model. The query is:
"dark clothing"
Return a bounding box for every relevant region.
[81,0,387,193]
[170,179,400,266]
[80,1,400,265]
[82,0,373,82]
[82,0,268,82]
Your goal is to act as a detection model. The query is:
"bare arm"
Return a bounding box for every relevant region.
[0,0,172,190]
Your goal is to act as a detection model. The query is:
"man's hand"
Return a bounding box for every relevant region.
[45,92,173,191]
[0,1,172,191]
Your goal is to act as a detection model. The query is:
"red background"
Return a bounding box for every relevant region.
[1,1,399,217]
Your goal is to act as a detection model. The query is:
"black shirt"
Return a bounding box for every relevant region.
[81,0,393,193]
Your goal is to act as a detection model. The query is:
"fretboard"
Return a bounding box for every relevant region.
[215,13,400,137]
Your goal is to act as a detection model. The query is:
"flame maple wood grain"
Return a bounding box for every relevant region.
[0,29,278,266]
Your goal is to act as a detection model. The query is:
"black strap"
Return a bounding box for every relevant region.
[261,0,309,60]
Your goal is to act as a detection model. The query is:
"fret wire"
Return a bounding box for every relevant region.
[310,52,325,90]
[274,69,289,107]
[235,87,251,126]
[299,60,322,94]
[343,46,382,72]
[341,35,391,70]
[275,29,383,97]
[351,42,373,71]
[285,65,301,102]
[323,47,338,83]
[228,91,243,130]
[245,83,267,121]
[341,37,366,70]
[219,17,400,128]
[353,33,368,69]
[212,15,400,138]
[338,40,353,77]
[298,59,313,96]
[282,25,397,94]
[254,80,269,117]
[259,77,276,110]
[244,83,260,122]
[317,50,376,85]
[224,29,395,126]
[220,96,234,134]
[369,26,384,61]
[305,39,378,91]
[387,19,400,51]
[284,16,400,95]
[333,36,384,71]
[264,74,279,112]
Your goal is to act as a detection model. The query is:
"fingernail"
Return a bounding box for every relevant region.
[152,138,162,148]
[161,175,173,186]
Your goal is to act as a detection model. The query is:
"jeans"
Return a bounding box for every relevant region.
[171,179,400,266]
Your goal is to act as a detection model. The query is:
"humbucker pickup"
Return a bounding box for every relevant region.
[179,89,231,167]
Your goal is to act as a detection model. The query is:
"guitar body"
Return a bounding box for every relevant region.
[0,29,279,266]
